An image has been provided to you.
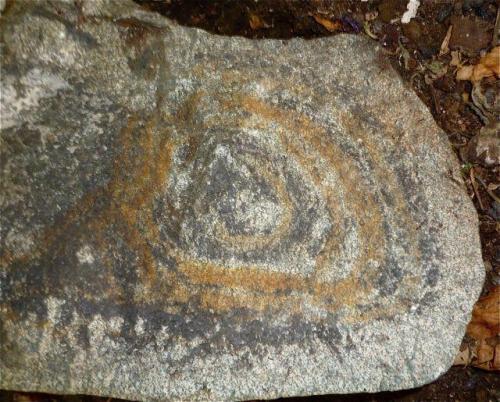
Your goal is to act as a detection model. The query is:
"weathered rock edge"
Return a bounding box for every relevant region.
[0,0,484,401]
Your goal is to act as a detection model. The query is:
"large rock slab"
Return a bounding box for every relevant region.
[0,1,484,400]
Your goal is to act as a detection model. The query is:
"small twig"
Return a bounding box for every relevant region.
[363,21,378,40]
[439,25,453,56]
[494,7,500,46]
[398,38,412,70]
[470,167,485,210]
[381,47,400,56]
[409,71,421,88]
[475,175,500,204]
[429,84,441,115]
[467,101,489,124]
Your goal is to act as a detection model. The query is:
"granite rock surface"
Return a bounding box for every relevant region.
[0,1,485,400]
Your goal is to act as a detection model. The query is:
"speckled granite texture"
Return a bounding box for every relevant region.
[0,0,484,400]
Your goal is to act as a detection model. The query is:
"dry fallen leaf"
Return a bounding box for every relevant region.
[12,394,41,402]
[457,46,500,82]
[466,131,500,168]
[249,13,265,30]
[453,346,471,366]
[477,341,495,366]
[439,25,453,56]
[450,50,461,67]
[494,344,500,369]
[467,286,500,341]
[313,15,341,32]
[472,340,500,371]
[465,286,500,371]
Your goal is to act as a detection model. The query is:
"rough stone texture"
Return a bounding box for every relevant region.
[0,1,485,401]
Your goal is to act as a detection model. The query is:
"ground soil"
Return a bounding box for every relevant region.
[2,0,499,401]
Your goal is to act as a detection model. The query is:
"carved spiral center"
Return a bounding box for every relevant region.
[203,144,285,236]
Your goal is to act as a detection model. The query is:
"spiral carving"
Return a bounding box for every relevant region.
[0,88,427,324]
[104,89,426,322]
[0,4,485,399]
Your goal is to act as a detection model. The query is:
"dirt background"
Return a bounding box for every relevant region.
[2,0,499,401]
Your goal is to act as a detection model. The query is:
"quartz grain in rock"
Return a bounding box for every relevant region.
[0,1,485,401]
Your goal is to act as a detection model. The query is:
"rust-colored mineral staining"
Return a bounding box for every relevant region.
[2,91,423,322]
